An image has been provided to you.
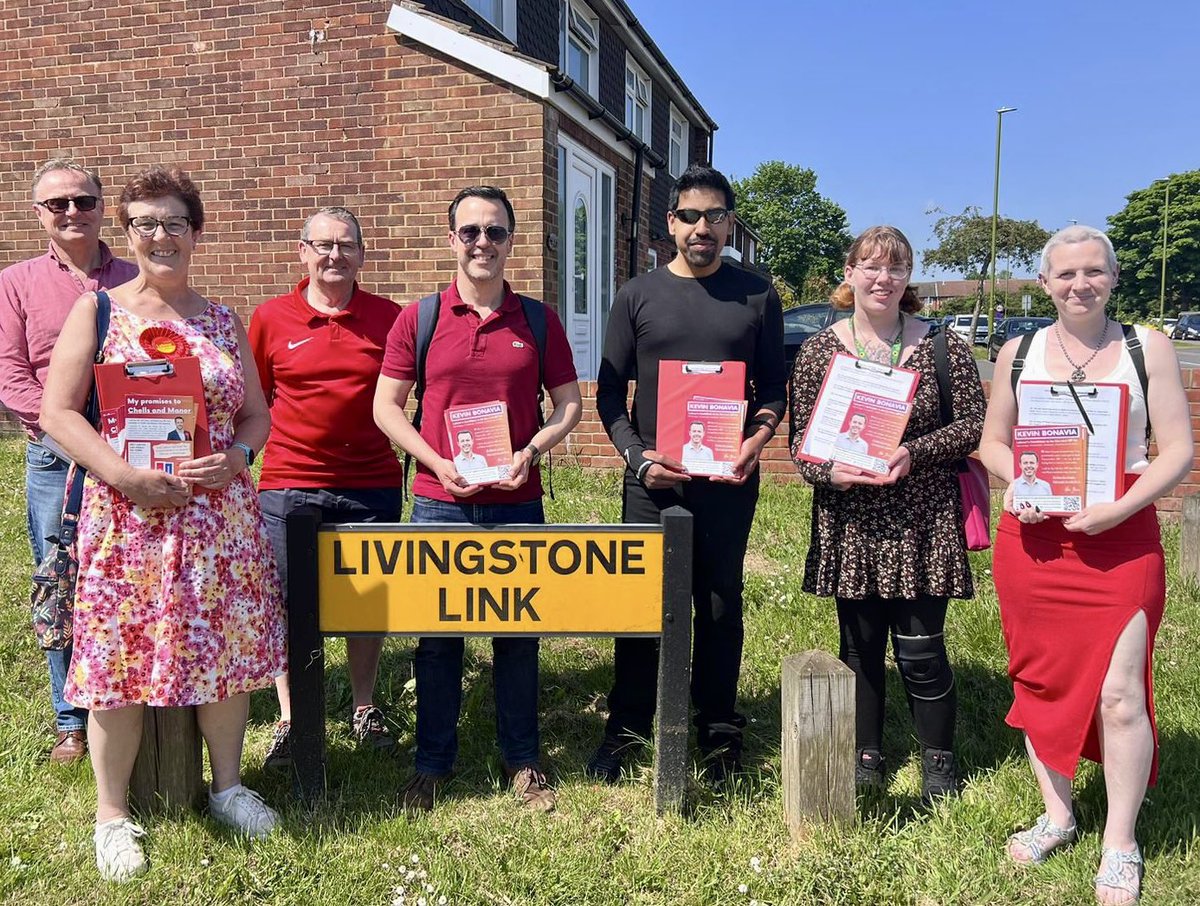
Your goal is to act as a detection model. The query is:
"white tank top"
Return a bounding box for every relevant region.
[1015,326,1150,473]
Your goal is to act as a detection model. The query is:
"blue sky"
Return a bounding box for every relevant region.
[633,0,1198,279]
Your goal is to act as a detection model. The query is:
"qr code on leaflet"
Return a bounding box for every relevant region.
[1062,498,1081,511]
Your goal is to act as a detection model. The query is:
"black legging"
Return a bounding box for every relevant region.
[835,594,956,751]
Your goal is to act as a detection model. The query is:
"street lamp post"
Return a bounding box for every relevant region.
[988,106,1017,341]
[1158,177,1171,329]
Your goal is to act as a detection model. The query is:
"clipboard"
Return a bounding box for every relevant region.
[1015,380,1128,504]
[94,357,211,473]
[657,360,747,477]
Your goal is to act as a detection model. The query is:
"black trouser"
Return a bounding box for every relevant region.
[603,470,758,756]
[835,594,956,752]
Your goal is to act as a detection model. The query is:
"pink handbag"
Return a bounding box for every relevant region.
[957,457,992,551]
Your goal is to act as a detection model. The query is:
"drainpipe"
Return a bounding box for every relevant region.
[628,144,644,278]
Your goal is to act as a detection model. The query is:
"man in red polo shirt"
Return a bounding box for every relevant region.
[374,185,581,813]
[249,206,404,769]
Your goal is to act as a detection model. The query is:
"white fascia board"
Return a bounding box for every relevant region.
[386,4,551,99]
[549,91,634,164]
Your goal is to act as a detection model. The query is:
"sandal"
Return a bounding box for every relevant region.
[1095,845,1143,905]
[1006,812,1078,865]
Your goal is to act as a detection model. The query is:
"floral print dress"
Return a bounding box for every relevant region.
[65,301,285,709]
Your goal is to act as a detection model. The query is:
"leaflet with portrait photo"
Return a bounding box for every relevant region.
[444,400,512,486]
[796,352,920,473]
[657,359,747,479]
[677,396,747,477]
[1011,424,1088,516]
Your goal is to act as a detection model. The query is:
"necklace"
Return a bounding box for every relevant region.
[850,314,904,366]
[1055,319,1110,382]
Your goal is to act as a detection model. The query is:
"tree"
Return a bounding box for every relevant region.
[922,206,1050,337]
[1107,170,1200,320]
[732,161,852,299]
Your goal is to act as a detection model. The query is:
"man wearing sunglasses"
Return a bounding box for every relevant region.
[375,185,581,814]
[0,159,137,766]
[589,164,786,785]
[249,207,406,770]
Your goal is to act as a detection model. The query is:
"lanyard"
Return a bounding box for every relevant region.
[849,315,904,366]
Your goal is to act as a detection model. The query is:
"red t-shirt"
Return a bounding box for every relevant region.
[380,280,577,504]
[249,278,405,489]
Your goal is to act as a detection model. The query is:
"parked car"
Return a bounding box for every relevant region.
[987,316,1053,361]
[1171,312,1200,340]
[1161,317,1178,335]
[951,314,989,346]
[783,302,853,368]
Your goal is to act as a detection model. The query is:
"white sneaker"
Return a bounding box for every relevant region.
[94,817,148,882]
[208,786,279,839]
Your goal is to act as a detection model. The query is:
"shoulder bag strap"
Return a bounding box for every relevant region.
[402,292,443,501]
[1121,323,1152,442]
[1009,329,1036,396]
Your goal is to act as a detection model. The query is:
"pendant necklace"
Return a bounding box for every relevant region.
[850,313,904,366]
[1055,319,1110,383]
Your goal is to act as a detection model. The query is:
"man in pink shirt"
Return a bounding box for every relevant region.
[0,159,137,765]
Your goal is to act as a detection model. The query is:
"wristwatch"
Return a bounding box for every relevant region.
[524,442,543,466]
[232,441,256,467]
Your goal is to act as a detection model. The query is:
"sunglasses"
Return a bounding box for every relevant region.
[455,224,511,245]
[671,208,730,225]
[35,195,100,214]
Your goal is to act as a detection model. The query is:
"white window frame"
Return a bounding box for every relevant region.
[669,104,688,178]
[624,55,651,144]
[463,0,517,42]
[562,0,599,97]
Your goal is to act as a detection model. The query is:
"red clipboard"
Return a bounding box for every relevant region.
[94,357,211,473]
[657,360,746,476]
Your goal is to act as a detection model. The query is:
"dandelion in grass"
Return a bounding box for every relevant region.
[411,854,421,864]
[738,883,749,894]
[750,856,762,873]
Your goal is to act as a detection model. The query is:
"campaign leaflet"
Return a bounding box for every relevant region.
[1010,424,1088,516]
[444,400,512,486]
[827,390,913,475]
[99,394,197,475]
[678,396,747,477]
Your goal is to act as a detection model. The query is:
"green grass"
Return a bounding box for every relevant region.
[1,439,1197,905]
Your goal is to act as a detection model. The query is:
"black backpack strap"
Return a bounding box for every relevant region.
[1122,323,1152,442]
[403,292,443,501]
[518,295,552,499]
[1009,329,1036,396]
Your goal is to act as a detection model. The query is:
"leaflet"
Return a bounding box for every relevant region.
[796,352,920,475]
[1011,424,1088,516]
[444,400,512,486]
[657,360,747,479]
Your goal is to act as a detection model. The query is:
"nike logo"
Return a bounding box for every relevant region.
[287,338,314,350]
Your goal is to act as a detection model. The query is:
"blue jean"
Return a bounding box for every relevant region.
[410,495,544,775]
[25,441,88,732]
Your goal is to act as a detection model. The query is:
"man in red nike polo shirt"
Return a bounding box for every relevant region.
[374,186,581,814]
[249,206,404,770]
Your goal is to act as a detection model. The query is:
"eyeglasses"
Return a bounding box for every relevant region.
[302,238,362,256]
[35,195,99,214]
[455,224,512,245]
[854,263,910,280]
[127,216,193,238]
[671,208,731,225]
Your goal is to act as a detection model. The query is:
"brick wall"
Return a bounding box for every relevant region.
[556,369,1200,515]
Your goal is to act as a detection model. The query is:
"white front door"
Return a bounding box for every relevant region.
[559,137,613,381]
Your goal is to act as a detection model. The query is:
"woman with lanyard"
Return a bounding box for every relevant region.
[790,226,985,803]
[980,226,1192,905]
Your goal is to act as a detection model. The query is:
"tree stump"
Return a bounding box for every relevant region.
[129,706,203,814]
[781,650,855,834]
[1183,493,1200,586]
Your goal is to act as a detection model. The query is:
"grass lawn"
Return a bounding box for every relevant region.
[1,437,1197,905]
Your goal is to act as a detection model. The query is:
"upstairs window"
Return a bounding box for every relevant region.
[464,0,516,41]
[564,0,599,96]
[669,105,688,177]
[624,57,651,143]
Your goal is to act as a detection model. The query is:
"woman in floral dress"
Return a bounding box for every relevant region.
[41,167,285,882]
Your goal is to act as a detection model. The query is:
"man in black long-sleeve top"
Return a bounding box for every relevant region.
[587,165,786,784]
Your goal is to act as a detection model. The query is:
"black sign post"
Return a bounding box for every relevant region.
[284,505,693,814]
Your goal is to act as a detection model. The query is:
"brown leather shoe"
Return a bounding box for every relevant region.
[50,729,87,765]
[506,764,556,812]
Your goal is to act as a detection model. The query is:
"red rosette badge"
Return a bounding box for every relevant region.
[139,326,190,360]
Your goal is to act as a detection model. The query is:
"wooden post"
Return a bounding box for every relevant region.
[781,650,855,834]
[653,506,693,816]
[287,506,326,802]
[129,707,202,814]
[1183,493,1200,585]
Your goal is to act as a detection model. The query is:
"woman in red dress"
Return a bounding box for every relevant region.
[980,225,1193,905]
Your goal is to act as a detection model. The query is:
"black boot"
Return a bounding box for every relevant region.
[855,748,886,788]
[920,748,958,805]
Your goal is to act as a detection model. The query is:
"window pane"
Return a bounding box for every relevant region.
[601,173,613,331]
[568,40,588,88]
[574,195,588,315]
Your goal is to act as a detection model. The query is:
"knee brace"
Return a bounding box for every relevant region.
[892,632,955,701]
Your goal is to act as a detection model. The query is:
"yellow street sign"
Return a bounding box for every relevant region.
[317,525,664,635]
